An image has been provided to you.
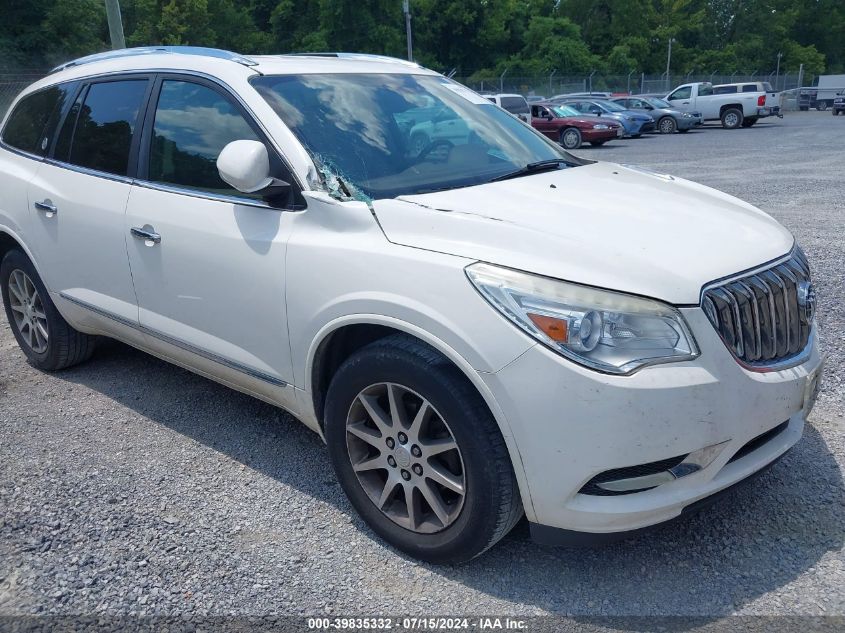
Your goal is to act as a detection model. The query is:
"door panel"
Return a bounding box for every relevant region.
[125,186,294,384]
[27,164,137,323]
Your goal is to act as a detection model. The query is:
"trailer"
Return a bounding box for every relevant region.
[814,75,845,110]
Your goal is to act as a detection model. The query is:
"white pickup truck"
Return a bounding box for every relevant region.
[664,81,771,129]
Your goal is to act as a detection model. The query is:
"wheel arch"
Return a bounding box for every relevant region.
[0,226,43,282]
[719,103,743,116]
[304,314,537,521]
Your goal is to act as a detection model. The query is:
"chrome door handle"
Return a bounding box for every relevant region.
[130,227,161,245]
[34,200,57,216]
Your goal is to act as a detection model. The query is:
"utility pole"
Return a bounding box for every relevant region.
[775,52,782,90]
[549,69,557,95]
[403,0,413,61]
[104,0,126,49]
[665,37,675,87]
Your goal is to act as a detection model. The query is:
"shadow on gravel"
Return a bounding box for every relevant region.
[58,339,844,620]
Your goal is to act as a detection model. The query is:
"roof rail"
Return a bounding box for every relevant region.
[50,46,257,73]
[283,52,421,68]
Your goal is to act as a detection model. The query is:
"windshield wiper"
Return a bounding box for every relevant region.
[489,158,571,183]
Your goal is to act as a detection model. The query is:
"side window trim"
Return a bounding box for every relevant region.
[137,72,303,209]
[48,82,87,160]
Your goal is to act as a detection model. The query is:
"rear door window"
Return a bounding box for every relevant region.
[61,79,149,176]
[2,85,74,156]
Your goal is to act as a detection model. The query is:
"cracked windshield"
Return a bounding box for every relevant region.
[253,73,570,200]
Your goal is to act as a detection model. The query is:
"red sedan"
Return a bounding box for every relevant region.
[530,102,623,150]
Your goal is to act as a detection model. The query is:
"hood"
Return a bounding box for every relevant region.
[371,162,793,304]
[612,109,652,121]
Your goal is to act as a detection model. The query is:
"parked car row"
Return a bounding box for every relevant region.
[496,80,787,150]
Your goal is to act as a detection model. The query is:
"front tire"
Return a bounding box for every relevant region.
[559,127,582,150]
[1,249,96,371]
[721,107,743,129]
[324,334,522,564]
[657,116,677,134]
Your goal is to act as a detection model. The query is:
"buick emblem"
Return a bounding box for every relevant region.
[797,281,816,321]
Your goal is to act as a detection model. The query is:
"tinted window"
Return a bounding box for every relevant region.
[148,80,260,195]
[2,86,69,155]
[499,96,528,114]
[742,84,758,92]
[67,80,148,175]
[698,84,713,96]
[712,86,737,94]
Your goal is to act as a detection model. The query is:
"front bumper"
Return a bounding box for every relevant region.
[676,116,700,130]
[581,128,620,143]
[480,307,822,540]
[629,119,655,135]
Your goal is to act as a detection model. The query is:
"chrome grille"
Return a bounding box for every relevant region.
[701,249,813,367]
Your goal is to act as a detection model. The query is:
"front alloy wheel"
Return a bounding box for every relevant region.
[7,269,48,353]
[346,382,465,533]
[324,334,523,563]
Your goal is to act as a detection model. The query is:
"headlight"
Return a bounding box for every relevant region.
[466,263,699,375]
[682,112,693,118]
[592,124,609,129]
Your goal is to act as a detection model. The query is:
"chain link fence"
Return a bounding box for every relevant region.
[455,72,810,99]
[1,70,49,118]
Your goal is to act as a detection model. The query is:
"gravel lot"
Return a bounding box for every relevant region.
[1,111,843,621]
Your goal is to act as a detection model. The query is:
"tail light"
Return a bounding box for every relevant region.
[757,95,766,107]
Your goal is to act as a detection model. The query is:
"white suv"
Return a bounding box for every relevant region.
[0,47,823,563]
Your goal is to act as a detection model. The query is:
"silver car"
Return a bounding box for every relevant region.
[613,96,703,133]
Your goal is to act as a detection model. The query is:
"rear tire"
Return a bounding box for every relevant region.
[559,127,582,150]
[657,116,677,134]
[324,334,523,564]
[721,107,743,129]
[1,249,96,371]
[817,102,828,111]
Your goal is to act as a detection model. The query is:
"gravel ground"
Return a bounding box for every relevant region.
[0,111,843,621]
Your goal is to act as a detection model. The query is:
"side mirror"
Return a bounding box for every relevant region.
[217,140,288,197]
[546,113,554,120]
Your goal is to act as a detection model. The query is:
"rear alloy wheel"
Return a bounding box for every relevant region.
[7,269,49,354]
[560,127,582,150]
[324,334,523,564]
[1,249,96,370]
[721,107,743,129]
[657,116,677,134]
